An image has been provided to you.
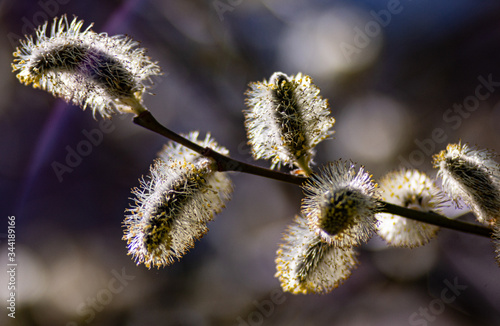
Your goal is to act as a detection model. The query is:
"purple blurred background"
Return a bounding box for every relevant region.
[1,0,500,325]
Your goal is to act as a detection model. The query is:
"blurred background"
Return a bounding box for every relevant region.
[1,0,500,325]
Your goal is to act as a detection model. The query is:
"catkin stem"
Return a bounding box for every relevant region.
[380,202,492,238]
[133,110,493,239]
[133,110,306,184]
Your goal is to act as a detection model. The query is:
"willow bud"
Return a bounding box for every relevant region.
[275,215,358,294]
[12,15,161,118]
[433,142,500,225]
[244,72,335,174]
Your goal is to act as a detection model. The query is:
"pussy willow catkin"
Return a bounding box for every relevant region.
[244,72,335,174]
[12,15,161,118]
[301,160,381,248]
[433,142,500,225]
[123,133,233,268]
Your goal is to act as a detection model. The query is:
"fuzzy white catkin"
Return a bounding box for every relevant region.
[157,131,229,164]
[123,133,233,268]
[12,15,161,118]
[301,160,380,248]
[433,142,500,225]
[493,222,500,266]
[275,215,358,294]
[244,72,335,174]
[376,169,444,247]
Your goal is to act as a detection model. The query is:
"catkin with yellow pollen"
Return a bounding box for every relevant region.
[433,142,500,225]
[12,15,161,118]
[244,72,335,174]
[123,133,233,268]
[275,215,359,294]
[376,169,445,247]
[301,160,381,248]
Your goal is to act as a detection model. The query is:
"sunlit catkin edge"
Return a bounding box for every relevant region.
[12,14,161,118]
[376,169,446,248]
[123,159,233,269]
[301,160,381,248]
[158,131,229,164]
[275,215,359,294]
[244,72,335,173]
[493,222,500,266]
[433,142,500,225]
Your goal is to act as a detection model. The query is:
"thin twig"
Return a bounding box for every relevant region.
[133,110,494,239]
[133,110,306,185]
[381,202,492,238]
